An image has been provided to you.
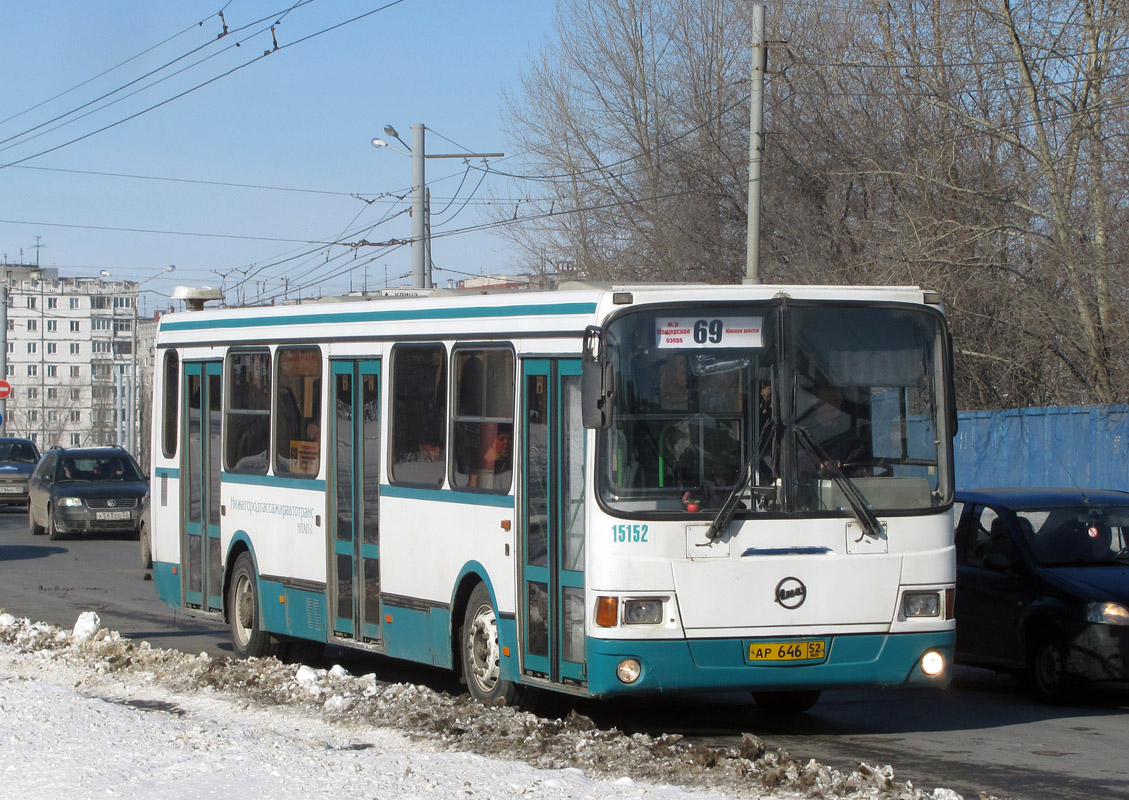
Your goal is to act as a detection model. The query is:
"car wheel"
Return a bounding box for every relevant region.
[28,506,44,536]
[752,690,822,714]
[1027,632,1074,705]
[461,583,519,705]
[47,507,64,541]
[139,523,153,570]
[227,551,282,660]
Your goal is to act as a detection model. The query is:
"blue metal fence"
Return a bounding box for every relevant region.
[954,404,1129,491]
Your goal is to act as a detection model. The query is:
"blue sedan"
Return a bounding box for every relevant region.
[954,488,1129,703]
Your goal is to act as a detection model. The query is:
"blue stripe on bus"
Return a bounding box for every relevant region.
[160,301,599,332]
[152,561,181,608]
[222,472,327,491]
[154,467,181,480]
[584,631,955,697]
[380,483,515,509]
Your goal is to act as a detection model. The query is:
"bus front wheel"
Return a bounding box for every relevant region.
[461,583,519,706]
[228,552,281,660]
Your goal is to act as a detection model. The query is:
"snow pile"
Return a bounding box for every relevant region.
[0,611,983,800]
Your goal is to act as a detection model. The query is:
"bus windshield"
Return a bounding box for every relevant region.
[597,303,951,517]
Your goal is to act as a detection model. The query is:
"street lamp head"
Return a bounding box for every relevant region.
[163,265,176,275]
[99,270,111,278]
[384,124,399,139]
[371,138,388,149]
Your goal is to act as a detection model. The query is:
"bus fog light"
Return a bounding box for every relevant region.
[921,650,945,677]
[623,599,663,625]
[903,591,940,618]
[616,658,642,684]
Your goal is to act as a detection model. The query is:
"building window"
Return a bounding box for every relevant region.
[47,320,57,332]
[48,410,57,422]
[47,365,57,378]
[28,410,38,422]
[27,365,37,377]
[26,296,36,309]
[70,366,80,378]
[70,389,80,401]
[27,388,38,400]
[114,320,132,333]
[5,343,11,354]
[70,298,79,309]
[70,434,80,445]
[6,320,11,331]
[26,319,37,332]
[70,321,80,333]
[93,318,111,331]
[46,343,57,355]
[5,365,11,377]
[47,297,57,309]
[92,341,112,354]
[26,342,36,354]
[70,410,81,422]
[70,343,80,355]
[47,388,57,400]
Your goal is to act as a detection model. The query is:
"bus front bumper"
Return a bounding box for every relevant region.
[585,631,954,698]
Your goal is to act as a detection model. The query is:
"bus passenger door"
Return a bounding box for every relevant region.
[183,361,223,612]
[329,360,382,643]
[521,359,586,686]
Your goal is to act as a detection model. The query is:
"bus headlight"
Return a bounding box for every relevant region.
[903,591,941,618]
[623,599,663,625]
[616,658,642,684]
[921,650,945,677]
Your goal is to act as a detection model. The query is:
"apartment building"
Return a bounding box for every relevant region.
[2,264,148,463]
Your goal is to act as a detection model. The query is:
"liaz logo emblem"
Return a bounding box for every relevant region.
[774,577,807,609]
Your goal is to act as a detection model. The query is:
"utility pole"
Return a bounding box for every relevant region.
[745,3,766,284]
[378,124,503,289]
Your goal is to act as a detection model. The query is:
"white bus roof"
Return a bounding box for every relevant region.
[155,283,940,347]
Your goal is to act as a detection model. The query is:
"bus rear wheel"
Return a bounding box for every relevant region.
[752,690,822,714]
[461,583,519,706]
[228,552,281,660]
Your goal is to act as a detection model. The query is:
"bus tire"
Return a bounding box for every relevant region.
[461,583,519,706]
[228,551,282,660]
[752,690,822,714]
[139,522,153,570]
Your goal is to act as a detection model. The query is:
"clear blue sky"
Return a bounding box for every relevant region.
[0,1,557,312]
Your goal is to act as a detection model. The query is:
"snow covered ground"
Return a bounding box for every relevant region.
[0,610,978,800]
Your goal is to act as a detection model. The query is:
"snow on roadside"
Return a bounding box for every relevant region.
[0,611,975,800]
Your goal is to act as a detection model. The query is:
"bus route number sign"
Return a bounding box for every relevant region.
[655,317,763,349]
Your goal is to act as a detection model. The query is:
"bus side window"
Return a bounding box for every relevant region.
[225,350,271,474]
[161,350,179,458]
[452,348,514,492]
[275,347,322,476]
[391,343,447,487]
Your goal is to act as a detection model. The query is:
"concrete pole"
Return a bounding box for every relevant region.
[411,123,427,289]
[0,284,6,436]
[744,4,766,284]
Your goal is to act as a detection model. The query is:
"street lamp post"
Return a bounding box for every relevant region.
[372,124,503,289]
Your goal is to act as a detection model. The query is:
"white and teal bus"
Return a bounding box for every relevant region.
[149,283,956,711]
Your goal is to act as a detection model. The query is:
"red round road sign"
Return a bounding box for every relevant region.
[0,380,11,399]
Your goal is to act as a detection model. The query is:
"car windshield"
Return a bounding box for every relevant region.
[0,442,37,462]
[1016,505,1129,566]
[57,455,143,482]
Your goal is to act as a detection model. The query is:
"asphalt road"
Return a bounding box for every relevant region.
[1,506,1127,800]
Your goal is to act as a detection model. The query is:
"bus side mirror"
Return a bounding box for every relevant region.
[582,326,614,429]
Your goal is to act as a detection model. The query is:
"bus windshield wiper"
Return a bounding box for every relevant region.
[795,425,884,541]
[703,423,776,543]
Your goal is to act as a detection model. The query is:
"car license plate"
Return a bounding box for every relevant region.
[96,510,131,521]
[747,639,828,663]
[0,486,22,493]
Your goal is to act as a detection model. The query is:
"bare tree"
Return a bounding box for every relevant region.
[504,0,1129,408]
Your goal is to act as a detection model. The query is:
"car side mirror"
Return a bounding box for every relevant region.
[983,552,1012,572]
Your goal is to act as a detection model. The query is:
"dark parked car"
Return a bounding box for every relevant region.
[28,446,149,540]
[954,488,1129,703]
[0,437,41,506]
